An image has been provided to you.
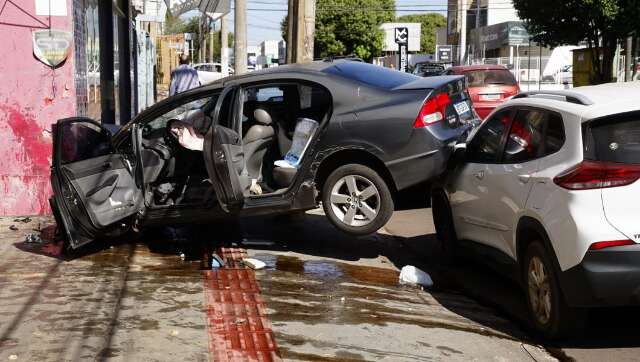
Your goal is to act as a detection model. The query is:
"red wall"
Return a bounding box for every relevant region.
[0,0,76,216]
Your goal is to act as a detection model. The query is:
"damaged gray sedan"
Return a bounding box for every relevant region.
[50,60,477,249]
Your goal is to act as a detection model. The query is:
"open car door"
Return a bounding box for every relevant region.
[50,118,144,249]
[203,88,246,212]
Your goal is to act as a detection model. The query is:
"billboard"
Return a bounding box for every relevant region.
[380,23,421,52]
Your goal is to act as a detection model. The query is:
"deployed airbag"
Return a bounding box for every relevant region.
[170,122,204,151]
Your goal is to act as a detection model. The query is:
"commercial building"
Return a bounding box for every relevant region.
[446,0,519,63]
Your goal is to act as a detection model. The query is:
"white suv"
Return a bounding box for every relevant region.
[432,82,640,338]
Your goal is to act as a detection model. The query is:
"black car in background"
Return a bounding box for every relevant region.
[50,60,477,249]
[412,62,446,77]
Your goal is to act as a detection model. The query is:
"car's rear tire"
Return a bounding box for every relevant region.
[321,164,393,236]
[523,241,585,339]
[431,190,459,262]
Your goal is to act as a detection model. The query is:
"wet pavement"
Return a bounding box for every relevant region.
[0,206,637,361]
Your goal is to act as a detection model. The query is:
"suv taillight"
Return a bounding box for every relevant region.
[553,160,640,190]
[413,93,451,128]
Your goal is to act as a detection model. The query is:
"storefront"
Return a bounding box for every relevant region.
[0,0,143,216]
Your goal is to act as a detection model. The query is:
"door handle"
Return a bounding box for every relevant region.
[474,170,484,180]
[518,174,531,184]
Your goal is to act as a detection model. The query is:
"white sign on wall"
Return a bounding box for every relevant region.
[380,23,421,52]
[35,0,67,16]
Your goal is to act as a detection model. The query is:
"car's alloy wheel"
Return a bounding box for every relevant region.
[322,164,393,236]
[329,175,380,227]
[523,241,585,339]
[528,255,552,326]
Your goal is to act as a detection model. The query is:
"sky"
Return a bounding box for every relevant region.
[186,0,449,46]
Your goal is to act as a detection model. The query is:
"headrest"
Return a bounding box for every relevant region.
[254,108,272,125]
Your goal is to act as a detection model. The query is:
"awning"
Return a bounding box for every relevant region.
[164,0,230,18]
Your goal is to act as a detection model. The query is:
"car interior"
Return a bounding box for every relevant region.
[137,82,332,209]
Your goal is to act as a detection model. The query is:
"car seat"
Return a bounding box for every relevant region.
[242,108,275,181]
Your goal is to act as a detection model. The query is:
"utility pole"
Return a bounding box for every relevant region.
[625,35,633,81]
[235,0,247,74]
[209,17,214,64]
[221,14,229,75]
[459,0,467,65]
[301,0,315,62]
[286,0,296,63]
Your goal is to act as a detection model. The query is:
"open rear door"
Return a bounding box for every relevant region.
[50,118,144,248]
[203,124,246,212]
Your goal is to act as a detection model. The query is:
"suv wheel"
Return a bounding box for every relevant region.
[523,241,585,339]
[431,190,458,261]
[322,164,393,235]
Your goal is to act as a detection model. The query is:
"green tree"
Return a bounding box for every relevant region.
[164,14,234,63]
[513,0,640,83]
[396,13,445,54]
[281,0,395,62]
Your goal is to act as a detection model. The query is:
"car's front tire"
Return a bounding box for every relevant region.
[321,164,393,236]
[523,241,585,339]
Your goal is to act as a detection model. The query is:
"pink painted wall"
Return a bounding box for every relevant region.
[0,0,76,216]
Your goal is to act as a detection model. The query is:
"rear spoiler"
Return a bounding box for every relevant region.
[393,75,465,91]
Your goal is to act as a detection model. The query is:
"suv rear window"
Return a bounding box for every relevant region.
[585,113,640,164]
[324,61,418,89]
[463,69,517,87]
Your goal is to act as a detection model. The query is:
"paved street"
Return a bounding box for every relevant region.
[0,204,639,361]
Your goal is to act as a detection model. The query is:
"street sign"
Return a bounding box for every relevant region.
[395,27,408,72]
[32,29,72,68]
[437,45,453,62]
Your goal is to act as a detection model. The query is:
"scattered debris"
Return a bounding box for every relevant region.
[24,233,43,244]
[13,217,31,223]
[211,253,224,269]
[9,225,18,231]
[243,258,266,270]
[399,265,433,288]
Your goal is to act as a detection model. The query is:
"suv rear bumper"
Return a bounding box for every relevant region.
[560,246,640,307]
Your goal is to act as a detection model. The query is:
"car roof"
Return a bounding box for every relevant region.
[449,64,509,72]
[497,82,640,121]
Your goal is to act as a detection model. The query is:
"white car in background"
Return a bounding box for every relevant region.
[432,82,640,338]
[193,63,232,84]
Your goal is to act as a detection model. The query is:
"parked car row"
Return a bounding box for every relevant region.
[50,61,639,340]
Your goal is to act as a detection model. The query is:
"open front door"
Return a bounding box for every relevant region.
[50,118,144,248]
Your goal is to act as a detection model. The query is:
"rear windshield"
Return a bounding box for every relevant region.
[463,69,517,87]
[414,63,444,75]
[585,113,640,164]
[324,61,418,89]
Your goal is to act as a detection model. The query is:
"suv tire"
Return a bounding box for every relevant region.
[431,190,459,262]
[322,164,393,235]
[523,241,585,339]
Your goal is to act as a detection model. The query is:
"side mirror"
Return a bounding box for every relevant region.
[447,143,467,171]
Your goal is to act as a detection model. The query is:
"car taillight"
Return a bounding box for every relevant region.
[589,239,635,250]
[413,93,451,128]
[553,160,640,190]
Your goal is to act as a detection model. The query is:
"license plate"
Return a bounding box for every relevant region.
[454,101,470,115]
[480,93,501,101]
